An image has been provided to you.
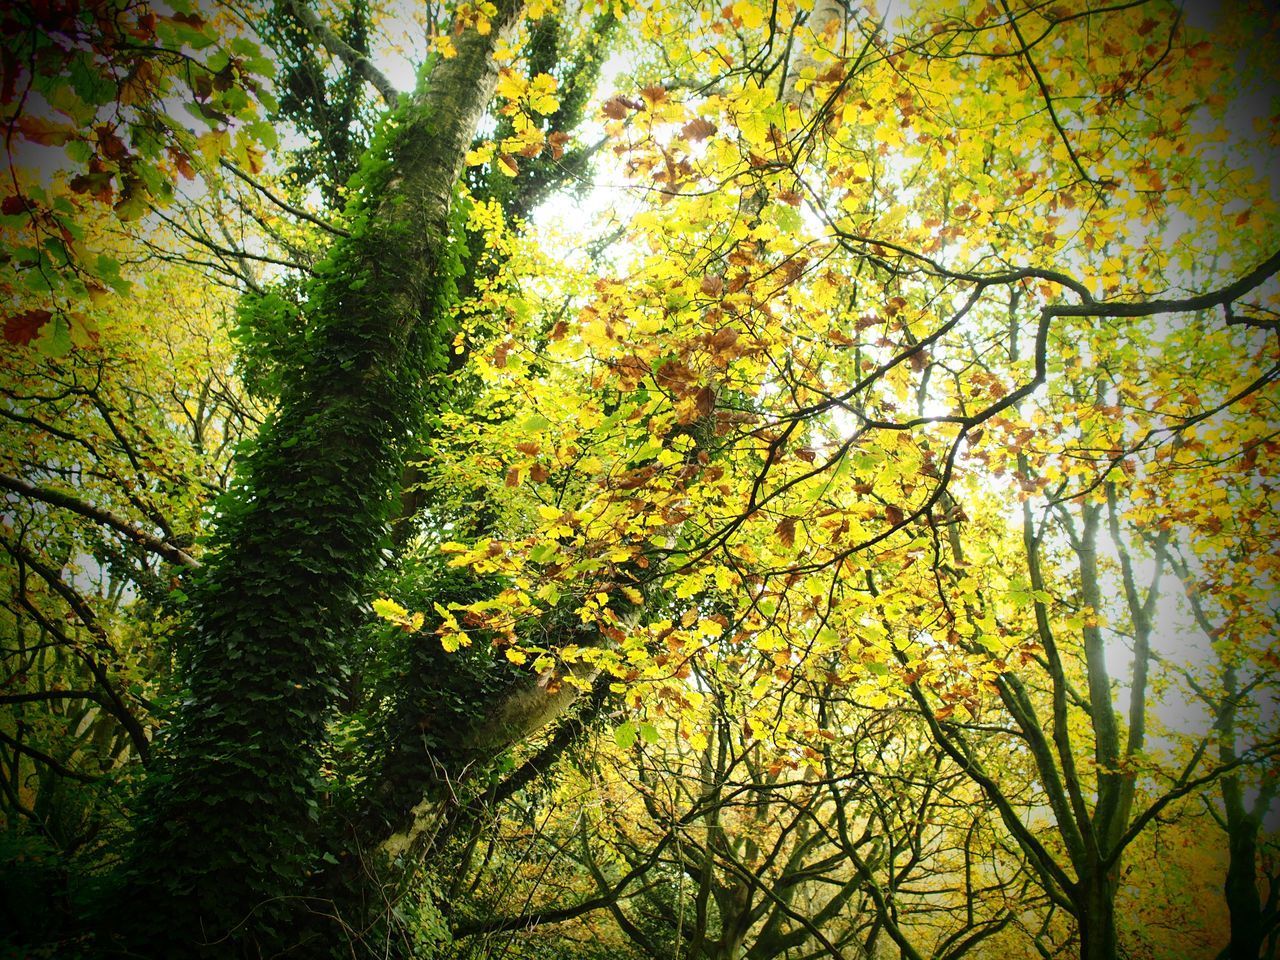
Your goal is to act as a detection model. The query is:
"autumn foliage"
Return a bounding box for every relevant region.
[1,0,1278,957]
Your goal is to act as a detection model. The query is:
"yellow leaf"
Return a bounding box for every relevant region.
[372,597,408,621]
[865,689,890,709]
[675,575,702,599]
[465,142,495,166]
[732,0,763,29]
[495,68,525,103]
[713,566,735,590]
[430,34,457,58]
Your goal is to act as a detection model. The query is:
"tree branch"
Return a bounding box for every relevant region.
[280,0,399,106]
[219,159,352,237]
[0,472,200,568]
[450,832,674,938]
[0,728,97,783]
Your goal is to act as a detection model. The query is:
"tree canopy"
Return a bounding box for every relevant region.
[1,0,1278,958]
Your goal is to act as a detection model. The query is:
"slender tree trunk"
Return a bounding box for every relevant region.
[1218,663,1273,960]
[1224,810,1265,959]
[1218,768,1269,960]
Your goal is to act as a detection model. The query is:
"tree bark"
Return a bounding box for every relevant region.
[1076,872,1119,960]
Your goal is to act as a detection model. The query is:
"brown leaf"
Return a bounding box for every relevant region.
[775,517,795,548]
[504,467,521,487]
[615,465,658,490]
[884,504,905,526]
[706,326,739,353]
[614,354,650,389]
[129,10,157,40]
[69,171,114,203]
[548,130,570,160]
[654,360,697,390]
[640,84,667,106]
[693,384,715,418]
[699,274,724,297]
[601,95,633,120]
[492,340,513,368]
[167,146,196,180]
[16,115,75,146]
[680,116,717,142]
[1,47,17,105]
[3,309,52,346]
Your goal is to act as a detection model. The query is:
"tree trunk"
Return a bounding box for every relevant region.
[1077,873,1119,960]
[112,5,522,955]
[1225,820,1265,960]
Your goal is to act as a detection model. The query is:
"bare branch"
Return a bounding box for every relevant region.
[280,0,399,106]
[219,159,352,237]
[0,472,200,568]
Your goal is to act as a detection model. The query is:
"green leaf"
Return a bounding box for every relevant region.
[68,53,115,106]
[246,119,279,151]
[773,204,802,234]
[613,722,637,750]
[46,85,99,127]
[530,542,558,564]
[38,316,73,358]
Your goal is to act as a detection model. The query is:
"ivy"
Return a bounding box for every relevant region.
[115,89,477,954]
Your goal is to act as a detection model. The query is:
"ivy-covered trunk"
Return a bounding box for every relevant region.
[115,6,521,955]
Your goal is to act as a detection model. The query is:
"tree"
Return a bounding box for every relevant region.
[446,671,1028,959]
[0,204,254,943]
[2,0,1278,957]
[1164,461,1280,960]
